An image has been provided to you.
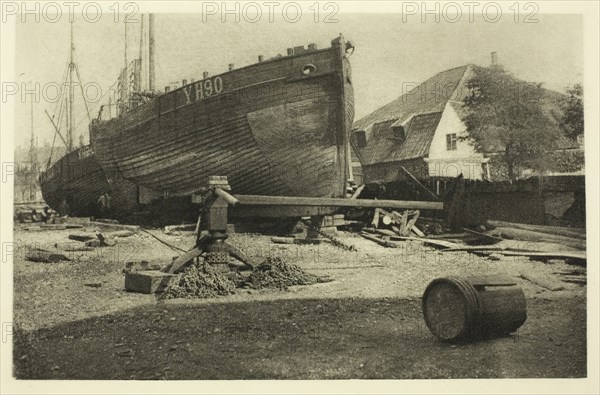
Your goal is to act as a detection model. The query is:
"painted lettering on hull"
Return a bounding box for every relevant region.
[78,145,94,159]
[182,76,224,105]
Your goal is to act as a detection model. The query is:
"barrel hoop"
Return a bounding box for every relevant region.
[445,276,481,338]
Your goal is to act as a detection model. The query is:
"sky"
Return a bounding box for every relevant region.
[13,11,583,150]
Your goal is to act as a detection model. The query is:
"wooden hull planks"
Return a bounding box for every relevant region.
[40,147,110,217]
[90,37,354,199]
[40,146,140,218]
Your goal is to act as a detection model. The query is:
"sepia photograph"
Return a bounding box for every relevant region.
[0,1,598,393]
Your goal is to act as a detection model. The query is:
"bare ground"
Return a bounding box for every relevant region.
[11,224,587,379]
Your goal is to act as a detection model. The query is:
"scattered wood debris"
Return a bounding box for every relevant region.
[359,231,402,248]
[25,249,70,263]
[489,227,585,250]
[107,230,136,238]
[488,221,585,240]
[271,237,320,245]
[361,228,460,249]
[39,224,68,230]
[56,243,93,252]
[519,271,565,291]
[495,250,586,261]
[84,232,117,247]
[352,211,587,266]
[89,221,140,233]
[68,234,95,242]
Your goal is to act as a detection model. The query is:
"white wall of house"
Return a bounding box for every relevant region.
[426,102,488,180]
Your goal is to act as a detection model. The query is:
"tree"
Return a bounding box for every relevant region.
[562,83,584,140]
[462,66,563,180]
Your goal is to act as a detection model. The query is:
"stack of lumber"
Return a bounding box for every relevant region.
[554,268,586,285]
[456,221,586,263]
[358,219,586,264]
[360,227,460,250]
[487,221,586,250]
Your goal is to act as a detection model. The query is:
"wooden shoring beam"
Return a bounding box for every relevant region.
[230,194,443,210]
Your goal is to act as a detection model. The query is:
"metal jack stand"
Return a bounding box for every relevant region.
[163,176,255,275]
[124,176,255,294]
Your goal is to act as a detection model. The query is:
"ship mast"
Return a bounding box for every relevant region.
[138,14,145,92]
[27,99,37,201]
[45,20,91,164]
[123,19,128,113]
[29,99,35,164]
[67,20,75,152]
[148,13,155,91]
[29,99,37,200]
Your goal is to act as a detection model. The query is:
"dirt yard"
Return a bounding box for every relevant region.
[11,224,586,379]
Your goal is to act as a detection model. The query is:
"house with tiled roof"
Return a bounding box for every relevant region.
[351,63,581,183]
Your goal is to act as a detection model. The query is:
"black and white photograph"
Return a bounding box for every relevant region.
[0,1,598,393]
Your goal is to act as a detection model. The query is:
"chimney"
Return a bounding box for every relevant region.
[182,79,188,86]
[203,71,209,79]
[491,52,498,66]
[258,55,264,62]
[228,63,235,71]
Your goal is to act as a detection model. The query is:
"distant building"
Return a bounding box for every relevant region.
[351,64,582,183]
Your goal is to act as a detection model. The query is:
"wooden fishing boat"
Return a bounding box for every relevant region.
[39,146,109,216]
[89,34,355,200]
[40,146,141,218]
[39,22,139,218]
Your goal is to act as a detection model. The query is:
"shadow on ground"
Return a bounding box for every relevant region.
[13,296,586,380]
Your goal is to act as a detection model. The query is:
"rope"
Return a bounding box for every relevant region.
[75,63,92,121]
[45,61,70,167]
[139,227,187,253]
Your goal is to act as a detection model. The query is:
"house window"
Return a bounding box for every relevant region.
[446,133,457,151]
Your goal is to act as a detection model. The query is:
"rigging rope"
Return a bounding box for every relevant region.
[74,63,92,121]
[140,227,187,253]
[45,61,70,167]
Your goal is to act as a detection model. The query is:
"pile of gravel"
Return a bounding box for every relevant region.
[161,261,236,299]
[245,256,323,290]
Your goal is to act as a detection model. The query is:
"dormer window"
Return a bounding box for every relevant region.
[391,124,406,142]
[354,130,367,148]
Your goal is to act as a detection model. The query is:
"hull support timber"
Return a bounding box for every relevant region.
[125,175,443,294]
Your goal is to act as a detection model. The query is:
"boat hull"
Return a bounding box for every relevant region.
[40,146,139,218]
[90,38,354,199]
[40,147,110,217]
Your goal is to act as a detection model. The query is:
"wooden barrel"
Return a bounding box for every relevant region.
[422,275,527,342]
